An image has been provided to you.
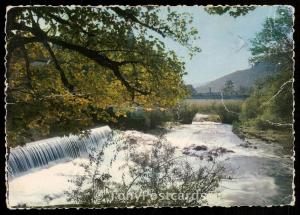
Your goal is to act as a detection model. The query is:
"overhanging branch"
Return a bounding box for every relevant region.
[10,21,151,95]
[110,7,167,38]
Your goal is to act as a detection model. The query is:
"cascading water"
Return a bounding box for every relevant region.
[6,117,293,207]
[7,126,112,178]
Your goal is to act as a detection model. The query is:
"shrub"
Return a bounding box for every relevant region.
[117,108,174,131]
[65,133,227,207]
[214,104,241,124]
[177,100,243,124]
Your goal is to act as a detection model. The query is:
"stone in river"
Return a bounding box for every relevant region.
[128,138,137,145]
[182,150,190,155]
[207,155,214,161]
[193,145,208,151]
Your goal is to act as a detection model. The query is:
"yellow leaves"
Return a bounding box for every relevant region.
[77,98,89,106]
[115,111,126,117]
[144,108,153,112]
[28,120,39,129]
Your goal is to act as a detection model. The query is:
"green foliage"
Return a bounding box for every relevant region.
[172,103,199,124]
[204,6,256,18]
[249,6,294,65]
[6,6,201,146]
[116,108,173,131]
[214,103,241,124]
[240,71,293,130]
[238,6,294,141]
[175,100,243,124]
[207,115,221,122]
[111,99,243,133]
[185,84,197,96]
[222,80,235,96]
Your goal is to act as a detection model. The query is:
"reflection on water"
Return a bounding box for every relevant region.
[7,121,294,207]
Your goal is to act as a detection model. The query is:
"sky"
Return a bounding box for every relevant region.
[160,6,280,86]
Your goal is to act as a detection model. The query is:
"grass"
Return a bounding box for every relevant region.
[115,99,244,131]
[182,99,244,124]
[184,99,294,151]
[234,124,294,153]
[183,99,244,112]
[115,99,293,153]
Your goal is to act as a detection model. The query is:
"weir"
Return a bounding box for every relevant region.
[7,126,112,178]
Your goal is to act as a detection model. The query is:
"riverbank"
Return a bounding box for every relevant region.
[8,118,294,207]
[233,124,294,154]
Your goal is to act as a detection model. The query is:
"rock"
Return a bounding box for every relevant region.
[128,138,137,145]
[182,150,190,155]
[217,147,227,153]
[211,152,219,157]
[190,153,199,157]
[207,155,213,161]
[207,147,234,157]
[239,143,249,148]
[208,150,219,157]
[239,142,258,149]
[193,145,208,151]
[218,147,234,154]
[193,113,210,122]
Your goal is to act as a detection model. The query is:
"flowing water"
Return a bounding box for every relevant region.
[165,119,294,206]
[7,117,294,207]
[7,126,112,179]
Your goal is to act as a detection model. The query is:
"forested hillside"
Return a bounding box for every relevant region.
[196,61,277,93]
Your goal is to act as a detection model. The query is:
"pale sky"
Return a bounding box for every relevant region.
[160,6,280,86]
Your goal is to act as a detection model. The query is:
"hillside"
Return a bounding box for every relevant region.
[195,62,278,93]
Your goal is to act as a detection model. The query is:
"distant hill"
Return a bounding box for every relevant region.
[195,62,278,93]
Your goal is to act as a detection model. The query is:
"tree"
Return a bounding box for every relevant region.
[204,6,256,18]
[240,6,294,132]
[222,80,235,96]
[6,6,201,146]
[249,6,294,67]
[237,85,249,96]
[185,84,197,97]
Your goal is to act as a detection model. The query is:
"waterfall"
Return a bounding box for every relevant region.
[7,126,112,178]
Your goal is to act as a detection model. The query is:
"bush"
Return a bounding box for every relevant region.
[116,100,244,131]
[214,103,241,124]
[117,108,173,131]
[238,70,293,134]
[65,133,227,207]
[176,100,243,124]
[174,104,199,124]
[207,115,221,122]
[232,121,241,133]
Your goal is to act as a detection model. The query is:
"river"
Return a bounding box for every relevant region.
[7,115,294,207]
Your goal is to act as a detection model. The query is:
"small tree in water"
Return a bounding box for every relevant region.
[65,132,227,207]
